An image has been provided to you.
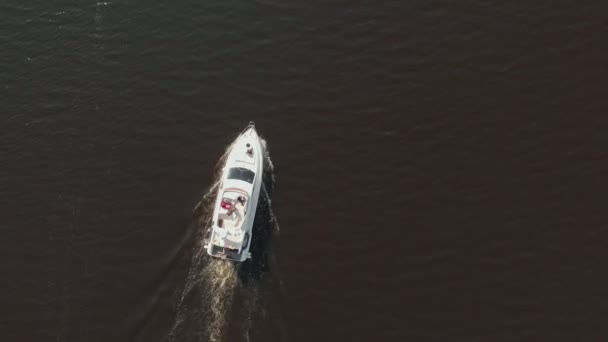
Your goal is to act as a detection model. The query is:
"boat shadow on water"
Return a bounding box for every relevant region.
[235,155,278,286]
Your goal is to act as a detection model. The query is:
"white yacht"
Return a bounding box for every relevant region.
[205,122,264,262]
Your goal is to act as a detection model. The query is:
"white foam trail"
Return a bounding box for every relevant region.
[203,259,237,342]
[261,183,280,233]
[261,138,276,187]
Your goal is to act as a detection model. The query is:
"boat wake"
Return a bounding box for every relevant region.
[169,136,280,342]
[203,259,238,342]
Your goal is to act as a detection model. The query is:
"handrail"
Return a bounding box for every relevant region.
[240,121,256,135]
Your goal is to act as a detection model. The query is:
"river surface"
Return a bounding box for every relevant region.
[2,1,608,341]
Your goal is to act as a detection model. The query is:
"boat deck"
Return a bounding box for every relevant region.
[218,200,245,230]
[213,190,249,248]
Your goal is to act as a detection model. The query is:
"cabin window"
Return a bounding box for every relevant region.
[227,167,255,184]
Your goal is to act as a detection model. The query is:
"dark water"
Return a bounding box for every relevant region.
[2,1,608,341]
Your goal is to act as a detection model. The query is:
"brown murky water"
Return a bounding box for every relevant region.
[2,1,608,341]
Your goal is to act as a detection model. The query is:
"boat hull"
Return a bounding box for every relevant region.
[205,123,264,262]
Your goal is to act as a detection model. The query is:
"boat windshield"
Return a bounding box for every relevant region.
[227,167,255,184]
